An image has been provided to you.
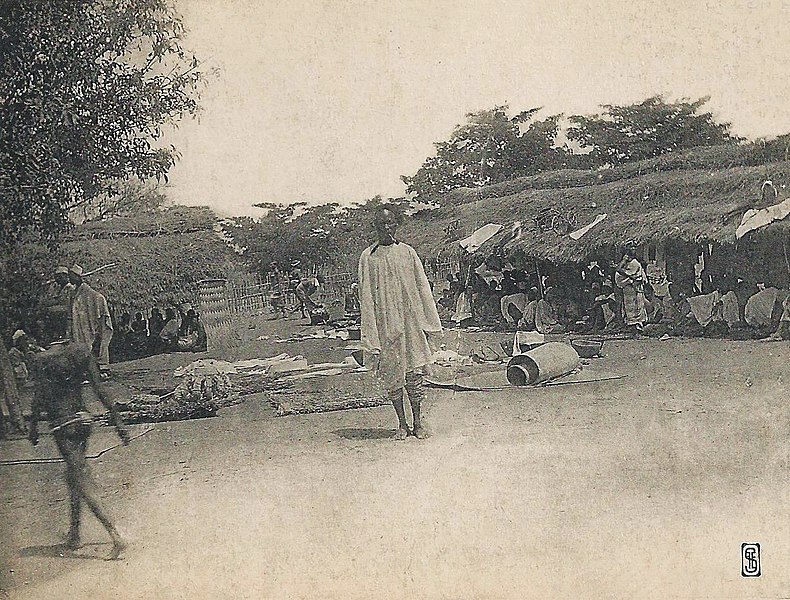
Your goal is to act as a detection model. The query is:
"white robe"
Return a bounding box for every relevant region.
[70,283,113,367]
[358,242,442,391]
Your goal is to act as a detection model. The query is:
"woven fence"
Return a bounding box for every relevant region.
[198,260,456,350]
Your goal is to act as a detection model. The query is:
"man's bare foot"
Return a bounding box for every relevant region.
[106,537,128,561]
[394,427,409,441]
[412,426,430,440]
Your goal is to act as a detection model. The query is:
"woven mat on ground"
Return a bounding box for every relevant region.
[269,391,388,417]
[266,371,386,417]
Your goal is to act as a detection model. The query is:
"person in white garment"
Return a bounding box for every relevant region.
[358,207,443,440]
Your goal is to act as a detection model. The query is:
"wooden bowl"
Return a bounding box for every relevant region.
[570,339,603,358]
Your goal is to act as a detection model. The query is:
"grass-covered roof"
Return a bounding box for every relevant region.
[60,207,241,313]
[401,153,790,263]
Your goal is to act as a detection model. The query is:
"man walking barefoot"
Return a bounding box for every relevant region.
[358,206,442,440]
[28,340,130,559]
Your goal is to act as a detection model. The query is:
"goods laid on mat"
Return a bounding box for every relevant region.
[115,360,240,424]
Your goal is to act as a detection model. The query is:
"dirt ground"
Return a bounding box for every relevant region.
[0,316,788,599]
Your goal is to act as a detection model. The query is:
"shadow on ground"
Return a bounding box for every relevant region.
[333,428,395,440]
[19,543,106,561]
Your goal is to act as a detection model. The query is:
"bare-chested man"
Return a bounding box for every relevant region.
[28,340,129,559]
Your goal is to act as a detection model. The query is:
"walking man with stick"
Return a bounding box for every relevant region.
[28,339,130,559]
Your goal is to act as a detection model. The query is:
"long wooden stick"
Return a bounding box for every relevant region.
[0,425,154,466]
[83,262,117,277]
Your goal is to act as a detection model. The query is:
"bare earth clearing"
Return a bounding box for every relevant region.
[1,316,788,599]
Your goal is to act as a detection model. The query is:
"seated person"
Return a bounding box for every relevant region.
[588,282,617,331]
[130,312,147,334]
[743,286,787,338]
[176,309,208,352]
[665,290,704,337]
[535,287,566,334]
[517,287,540,331]
[148,308,165,338]
[158,307,180,351]
[723,296,742,328]
[561,295,583,331]
[643,283,664,325]
[500,280,530,325]
[767,293,790,340]
[126,312,150,359]
[744,286,786,337]
[472,280,503,327]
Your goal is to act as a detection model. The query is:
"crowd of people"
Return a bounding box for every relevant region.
[111,304,207,361]
[434,250,790,340]
[18,265,209,369]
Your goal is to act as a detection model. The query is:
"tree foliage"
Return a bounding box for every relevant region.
[402,106,569,204]
[225,197,413,275]
[70,179,170,224]
[0,0,204,249]
[566,96,740,167]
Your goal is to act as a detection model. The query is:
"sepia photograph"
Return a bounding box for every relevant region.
[1,1,788,598]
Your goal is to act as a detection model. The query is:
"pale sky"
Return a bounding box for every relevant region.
[164,0,790,217]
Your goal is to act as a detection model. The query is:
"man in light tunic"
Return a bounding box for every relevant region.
[358,207,442,440]
[69,265,114,372]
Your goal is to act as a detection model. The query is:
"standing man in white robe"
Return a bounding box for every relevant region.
[69,265,114,373]
[358,207,442,440]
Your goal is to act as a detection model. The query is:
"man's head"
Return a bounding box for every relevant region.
[68,264,84,286]
[54,266,70,286]
[12,329,27,349]
[373,206,402,245]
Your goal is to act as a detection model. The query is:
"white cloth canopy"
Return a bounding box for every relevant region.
[736,198,790,239]
[459,223,503,253]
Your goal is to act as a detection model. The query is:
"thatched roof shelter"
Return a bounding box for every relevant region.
[401,155,790,264]
[60,206,242,313]
[443,139,790,206]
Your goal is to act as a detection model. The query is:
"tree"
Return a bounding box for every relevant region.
[227,203,358,275]
[566,96,740,167]
[0,0,203,432]
[0,0,204,248]
[70,179,170,224]
[401,106,568,204]
[224,197,415,276]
